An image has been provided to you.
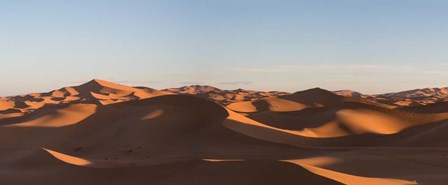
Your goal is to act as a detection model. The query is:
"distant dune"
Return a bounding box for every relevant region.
[1,79,447,185]
[163,85,289,105]
[334,87,448,108]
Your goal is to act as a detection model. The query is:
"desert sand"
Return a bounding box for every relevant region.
[1,79,447,185]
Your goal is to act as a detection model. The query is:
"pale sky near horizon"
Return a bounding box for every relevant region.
[1,0,447,96]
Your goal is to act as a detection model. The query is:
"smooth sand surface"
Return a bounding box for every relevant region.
[1,79,447,185]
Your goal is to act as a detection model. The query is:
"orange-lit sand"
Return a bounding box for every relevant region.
[1,79,447,185]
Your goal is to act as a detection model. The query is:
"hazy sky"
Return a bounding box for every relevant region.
[1,0,447,96]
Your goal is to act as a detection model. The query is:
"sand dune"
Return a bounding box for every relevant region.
[226,87,341,113]
[226,88,448,142]
[163,85,289,105]
[3,104,97,128]
[335,87,448,108]
[0,79,168,112]
[1,79,448,185]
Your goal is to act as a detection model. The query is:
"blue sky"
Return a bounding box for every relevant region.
[1,0,447,96]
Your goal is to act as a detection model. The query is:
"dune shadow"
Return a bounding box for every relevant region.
[248,106,337,130]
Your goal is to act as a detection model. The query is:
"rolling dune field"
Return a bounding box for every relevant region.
[1,80,447,185]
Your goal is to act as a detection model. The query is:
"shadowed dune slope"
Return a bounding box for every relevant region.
[400,101,448,113]
[3,148,343,185]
